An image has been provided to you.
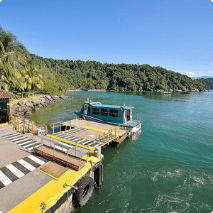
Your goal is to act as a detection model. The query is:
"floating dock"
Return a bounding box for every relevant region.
[0,122,104,213]
[49,119,128,148]
[0,118,129,213]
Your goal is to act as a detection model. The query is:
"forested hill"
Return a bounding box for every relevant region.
[0,26,209,96]
[199,78,213,90]
[30,54,209,91]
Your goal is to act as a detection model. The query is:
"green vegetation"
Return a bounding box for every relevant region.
[199,78,213,90]
[0,26,209,94]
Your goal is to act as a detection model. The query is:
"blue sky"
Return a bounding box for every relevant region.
[0,0,213,77]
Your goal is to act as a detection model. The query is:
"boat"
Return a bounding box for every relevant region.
[74,99,142,137]
[161,91,172,94]
[180,91,189,94]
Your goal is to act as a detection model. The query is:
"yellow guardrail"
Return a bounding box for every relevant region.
[96,126,121,147]
[9,115,37,133]
[50,118,82,134]
[46,134,95,151]
[82,125,123,136]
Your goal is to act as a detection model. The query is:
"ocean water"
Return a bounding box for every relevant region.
[30,91,213,213]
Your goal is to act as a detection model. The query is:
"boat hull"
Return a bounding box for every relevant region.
[75,113,142,137]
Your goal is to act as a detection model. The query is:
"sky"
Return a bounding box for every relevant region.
[0,0,213,77]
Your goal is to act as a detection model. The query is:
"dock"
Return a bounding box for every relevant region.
[0,118,129,213]
[49,119,129,148]
[0,122,104,213]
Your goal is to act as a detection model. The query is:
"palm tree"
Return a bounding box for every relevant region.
[24,61,43,96]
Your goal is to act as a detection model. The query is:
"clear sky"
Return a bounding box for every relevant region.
[0,0,213,77]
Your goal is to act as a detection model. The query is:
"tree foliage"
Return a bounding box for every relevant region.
[0,26,209,94]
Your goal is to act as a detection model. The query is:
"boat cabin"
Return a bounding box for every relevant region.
[79,100,133,125]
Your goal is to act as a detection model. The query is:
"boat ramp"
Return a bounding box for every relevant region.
[0,118,129,213]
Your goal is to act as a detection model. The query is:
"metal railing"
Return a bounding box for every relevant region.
[96,126,120,147]
[50,118,82,134]
[33,134,90,169]
[9,115,37,133]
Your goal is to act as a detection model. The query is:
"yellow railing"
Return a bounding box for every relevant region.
[96,126,120,147]
[50,118,82,135]
[9,115,37,133]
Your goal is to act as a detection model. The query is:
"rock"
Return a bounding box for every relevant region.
[60,95,69,100]
[43,95,52,100]
[25,110,31,115]
[17,101,25,106]
[25,101,34,107]
[52,96,59,100]
[39,97,46,102]
[33,107,40,111]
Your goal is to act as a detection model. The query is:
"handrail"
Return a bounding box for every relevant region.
[50,118,82,134]
[9,115,37,133]
[35,135,88,168]
[96,126,120,147]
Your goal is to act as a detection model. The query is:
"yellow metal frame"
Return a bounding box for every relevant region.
[8,155,103,213]
[50,118,82,135]
[37,162,59,180]
[46,134,95,151]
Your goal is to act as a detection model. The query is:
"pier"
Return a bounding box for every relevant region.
[0,117,128,213]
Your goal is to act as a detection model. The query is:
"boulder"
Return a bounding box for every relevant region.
[43,95,52,100]
[25,101,34,107]
[17,101,25,106]
[52,96,59,100]
[33,107,40,111]
[39,97,46,102]
[60,95,69,100]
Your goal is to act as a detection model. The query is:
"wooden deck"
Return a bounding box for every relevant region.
[34,145,86,171]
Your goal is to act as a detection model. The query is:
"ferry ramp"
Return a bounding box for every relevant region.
[48,120,128,149]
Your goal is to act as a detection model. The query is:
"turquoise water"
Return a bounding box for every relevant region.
[30,91,213,213]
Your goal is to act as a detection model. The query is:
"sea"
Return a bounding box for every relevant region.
[30,91,213,213]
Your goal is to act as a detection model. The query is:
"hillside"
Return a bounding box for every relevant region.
[199,78,213,90]
[0,26,209,95]
[30,54,209,91]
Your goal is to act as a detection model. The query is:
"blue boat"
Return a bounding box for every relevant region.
[74,99,142,136]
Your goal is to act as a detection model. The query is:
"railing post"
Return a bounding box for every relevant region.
[32,134,34,151]
[67,149,69,166]
[75,143,77,156]
[79,153,82,170]
[99,134,100,146]
[108,130,109,145]
[53,123,55,134]
[115,128,116,139]
[104,132,105,144]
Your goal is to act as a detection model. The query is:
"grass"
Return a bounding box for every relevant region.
[10,94,44,105]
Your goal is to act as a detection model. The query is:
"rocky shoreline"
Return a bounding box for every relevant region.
[10,95,70,133]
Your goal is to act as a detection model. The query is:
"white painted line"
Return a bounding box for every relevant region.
[6,135,22,140]
[33,144,41,149]
[55,145,67,151]
[17,140,33,146]
[77,139,87,143]
[23,141,40,148]
[59,142,73,148]
[0,170,12,186]
[6,164,25,178]
[28,155,45,165]
[14,138,31,144]
[17,159,36,171]
[11,137,26,142]
[3,133,19,138]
